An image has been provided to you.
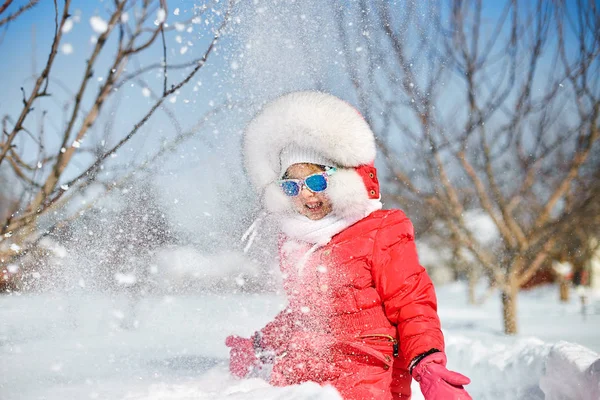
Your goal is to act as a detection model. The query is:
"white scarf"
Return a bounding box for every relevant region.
[241,200,383,274]
[280,199,383,246]
[278,199,382,275]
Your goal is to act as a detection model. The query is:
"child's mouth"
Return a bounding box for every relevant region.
[305,202,323,211]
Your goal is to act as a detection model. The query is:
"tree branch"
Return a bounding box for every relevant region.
[0,0,68,165]
[0,0,38,27]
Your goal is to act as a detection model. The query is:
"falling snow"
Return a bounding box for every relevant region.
[60,43,73,55]
[155,8,166,25]
[61,19,73,33]
[89,16,108,34]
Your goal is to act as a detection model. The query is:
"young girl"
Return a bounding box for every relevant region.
[226,91,472,400]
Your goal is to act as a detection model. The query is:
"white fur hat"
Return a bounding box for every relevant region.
[244,91,377,217]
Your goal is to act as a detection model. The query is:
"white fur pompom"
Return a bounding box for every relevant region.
[327,168,372,219]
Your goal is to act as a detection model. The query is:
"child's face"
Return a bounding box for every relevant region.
[284,163,333,220]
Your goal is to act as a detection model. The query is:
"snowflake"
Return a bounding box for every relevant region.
[90,16,108,34]
[62,19,74,33]
[61,43,73,55]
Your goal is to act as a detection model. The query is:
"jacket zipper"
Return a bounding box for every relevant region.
[358,334,399,358]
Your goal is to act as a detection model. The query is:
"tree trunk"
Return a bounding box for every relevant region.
[467,267,478,305]
[559,279,570,302]
[502,284,518,335]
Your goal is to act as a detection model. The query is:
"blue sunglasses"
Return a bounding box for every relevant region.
[278,167,337,197]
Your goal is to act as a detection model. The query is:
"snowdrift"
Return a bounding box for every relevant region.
[444,334,600,400]
[539,341,600,400]
[1,290,599,400]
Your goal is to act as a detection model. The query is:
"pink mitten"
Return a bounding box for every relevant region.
[411,352,472,400]
[225,335,259,378]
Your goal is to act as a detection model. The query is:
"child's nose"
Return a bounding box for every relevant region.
[299,185,315,198]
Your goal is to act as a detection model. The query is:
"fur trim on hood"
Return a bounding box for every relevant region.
[243,91,379,219]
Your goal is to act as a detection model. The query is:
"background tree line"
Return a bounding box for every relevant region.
[332,0,599,334]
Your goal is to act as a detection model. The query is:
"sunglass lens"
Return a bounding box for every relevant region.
[305,175,328,192]
[281,180,300,196]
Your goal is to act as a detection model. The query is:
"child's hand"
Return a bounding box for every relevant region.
[225,335,259,378]
[411,352,472,400]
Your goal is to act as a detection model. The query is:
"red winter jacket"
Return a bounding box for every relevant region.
[253,209,444,400]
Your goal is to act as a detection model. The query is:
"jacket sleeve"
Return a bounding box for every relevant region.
[371,210,445,368]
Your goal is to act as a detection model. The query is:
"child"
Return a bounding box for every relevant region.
[226,91,472,400]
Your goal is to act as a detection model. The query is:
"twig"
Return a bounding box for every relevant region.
[1,0,234,237]
[0,0,38,27]
[161,25,167,95]
[0,0,69,165]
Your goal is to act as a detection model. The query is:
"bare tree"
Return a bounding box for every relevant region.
[336,0,600,334]
[559,150,600,288]
[0,0,234,274]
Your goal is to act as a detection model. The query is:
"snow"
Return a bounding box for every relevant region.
[61,19,74,33]
[1,280,598,400]
[114,272,137,286]
[152,247,262,293]
[539,341,600,400]
[463,209,500,246]
[2,0,595,397]
[90,16,108,34]
[553,260,573,277]
[124,377,342,400]
[156,9,167,25]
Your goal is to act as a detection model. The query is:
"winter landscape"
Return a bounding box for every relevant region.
[1,273,600,400]
[1,1,599,400]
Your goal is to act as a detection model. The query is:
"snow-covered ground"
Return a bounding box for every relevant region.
[1,282,599,400]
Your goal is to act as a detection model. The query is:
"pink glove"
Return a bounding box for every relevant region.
[411,352,472,400]
[225,335,259,378]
